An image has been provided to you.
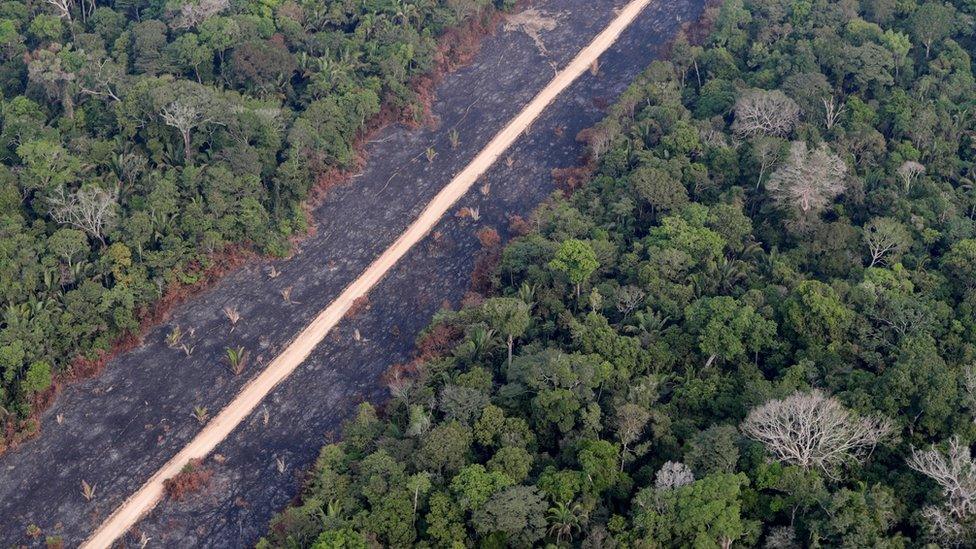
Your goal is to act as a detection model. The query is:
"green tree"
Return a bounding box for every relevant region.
[417,421,472,476]
[781,280,852,348]
[686,425,740,476]
[549,238,599,298]
[486,446,532,483]
[684,296,776,366]
[546,502,587,544]
[311,528,368,549]
[633,473,750,549]
[577,439,620,496]
[942,239,976,292]
[47,227,90,267]
[631,165,689,218]
[424,491,466,546]
[909,2,957,58]
[21,361,52,396]
[471,485,548,546]
[130,20,171,75]
[449,464,511,510]
[16,140,80,193]
[809,484,906,547]
[481,297,531,368]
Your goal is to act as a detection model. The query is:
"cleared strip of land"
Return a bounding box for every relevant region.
[80,1,652,546]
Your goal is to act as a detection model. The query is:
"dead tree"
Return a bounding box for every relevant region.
[79,57,123,103]
[908,437,976,544]
[48,185,119,245]
[751,136,786,189]
[615,402,650,471]
[766,142,848,213]
[897,160,925,193]
[654,461,695,490]
[44,0,71,20]
[171,0,229,29]
[863,217,910,267]
[963,366,976,420]
[741,389,893,477]
[161,100,216,162]
[731,89,800,138]
[822,96,845,130]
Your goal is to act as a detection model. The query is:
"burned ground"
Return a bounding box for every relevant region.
[0,0,702,545]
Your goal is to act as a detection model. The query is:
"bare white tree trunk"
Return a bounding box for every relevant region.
[741,390,893,477]
[44,0,71,20]
[161,100,216,162]
[897,160,925,193]
[48,186,119,245]
[822,96,845,130]
[731,89,800,138]
[908,437,976,543]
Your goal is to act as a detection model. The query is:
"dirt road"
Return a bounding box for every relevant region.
[0,0,703,545]
[79,1,654,546]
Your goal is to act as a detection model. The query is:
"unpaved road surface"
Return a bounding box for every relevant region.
[81,1,653,546]
[0,0,703,546]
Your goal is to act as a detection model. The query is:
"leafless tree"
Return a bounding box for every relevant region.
[615,285,646,319]
[27,49,77,119]
[764,526,801,549]
[821,96,845,130]
[161,100,217,162]
[81,0,96,21]
[731,89,800,138]
[962,366,976,421]
[699,127,729,149]
[171,0,229,29]
[115,152,147,188]
[44,0,71,20]
[751,136,787,189]
[654,461,695,490]
[897,160,925,193]
[766,142,848,213]
[741,389,893,477]
[79,57,124,103]
[48,185,119,245]
[582,124,616,162]
[863,217,911,267]
[615,402,650,470]
[908,437,976,544]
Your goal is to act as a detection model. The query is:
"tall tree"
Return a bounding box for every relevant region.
[481,298,530,369]
[549,238,599,298]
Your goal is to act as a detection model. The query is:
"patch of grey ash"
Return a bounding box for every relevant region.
[127,0,704,545]
[0,0,693,546]
[504,8,562,60]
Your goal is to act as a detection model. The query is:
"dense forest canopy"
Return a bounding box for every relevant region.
[0,0,510,434]
[261,0,976,546]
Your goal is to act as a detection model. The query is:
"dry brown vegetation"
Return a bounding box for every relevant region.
[348,295,370,318]
[164,459,212,501]
[0,0,513,457]
[552,165,593,193]
[476,227,501,248]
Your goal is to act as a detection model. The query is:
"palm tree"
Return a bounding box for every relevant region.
[624,309,670,347]
[358,12,378,39]
[517,282,537,310]
[547,502,586,544]
[460,325,499,362]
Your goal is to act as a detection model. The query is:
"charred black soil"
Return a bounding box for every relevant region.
[0,0,703,545]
